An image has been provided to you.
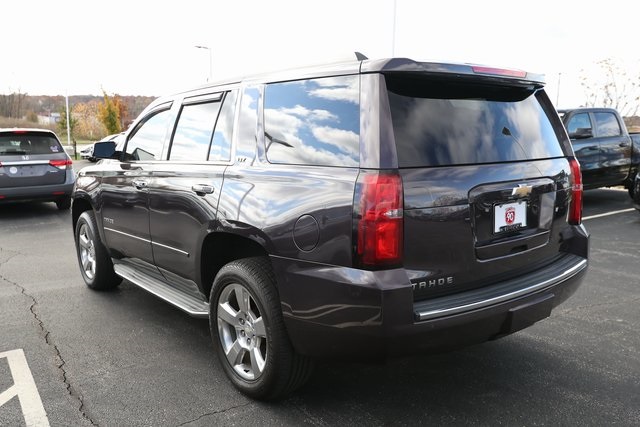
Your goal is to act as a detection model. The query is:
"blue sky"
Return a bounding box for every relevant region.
[2,0,637,108]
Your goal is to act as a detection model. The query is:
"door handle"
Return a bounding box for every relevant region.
[132,179,148,190]
[192,184,215,196]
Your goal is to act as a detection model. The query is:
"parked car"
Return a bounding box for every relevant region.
[72,57,589,400]
[558,107,640,196]
[80,133,124,162]
[0,128,74,209]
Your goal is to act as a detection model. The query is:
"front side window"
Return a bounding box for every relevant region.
[264,76,360,167]
[594,112,622,137]
[125,109,172,161]
[170,101,222,161]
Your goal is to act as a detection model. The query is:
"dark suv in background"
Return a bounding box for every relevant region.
[1,128,74,209]
[72,57,589,400]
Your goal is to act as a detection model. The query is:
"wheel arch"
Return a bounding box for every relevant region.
[72,197,93,230]
[199,232,271,301]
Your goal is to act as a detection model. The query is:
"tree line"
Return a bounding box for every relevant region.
[0,92,156,140]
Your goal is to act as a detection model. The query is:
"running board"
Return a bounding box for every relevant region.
[114,264,209,318]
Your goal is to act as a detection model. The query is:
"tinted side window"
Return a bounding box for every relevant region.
[125,109,172,161]
[566,113,592,134]
[209,90,237,162]
[594,112,621,137]
[386,77,564,167]
[264,76,359,167]
[170,101,222,161]
[235,87,260,161]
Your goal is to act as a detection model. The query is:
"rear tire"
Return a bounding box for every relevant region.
[74,211,121,290]
[210,257,313,400]
[56,197,71,210]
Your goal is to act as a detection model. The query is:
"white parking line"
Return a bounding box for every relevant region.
[0,349,49,427]
[583,208,636,221]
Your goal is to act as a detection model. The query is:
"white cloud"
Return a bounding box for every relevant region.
[281,105,337,122]
[311,126,359,157]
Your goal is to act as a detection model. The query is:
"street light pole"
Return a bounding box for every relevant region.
[194,45,212,82]
[556,72,562,106]
[65,91,71,146]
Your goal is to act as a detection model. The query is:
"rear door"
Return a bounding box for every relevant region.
[384,75,574,301]
[592,110,631,184]
[0,131,69,189]
[149,90,237,296]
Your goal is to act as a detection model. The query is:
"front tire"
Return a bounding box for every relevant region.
[74,211,121,290]
[210,257,313,400]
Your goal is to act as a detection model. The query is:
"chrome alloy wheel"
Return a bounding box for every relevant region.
[217,283,267,381]
[78,223,96,280]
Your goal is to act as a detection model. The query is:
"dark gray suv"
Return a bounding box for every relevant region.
[1,128,74,209]
[72,57,589,400]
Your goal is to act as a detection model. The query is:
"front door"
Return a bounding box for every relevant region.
[100,106,173,268]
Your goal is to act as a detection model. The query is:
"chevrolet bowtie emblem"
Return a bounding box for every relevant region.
[511,184,533,198]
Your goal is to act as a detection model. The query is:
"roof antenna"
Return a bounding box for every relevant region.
[354,52,368,61]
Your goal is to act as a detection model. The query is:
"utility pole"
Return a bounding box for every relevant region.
[65,92,71,146]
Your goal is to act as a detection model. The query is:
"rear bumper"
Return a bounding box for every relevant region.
[0,174,74,203]
[273,226,589,360]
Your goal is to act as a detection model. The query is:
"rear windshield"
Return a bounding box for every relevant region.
[0,133,63,155]
[386,76,564,168]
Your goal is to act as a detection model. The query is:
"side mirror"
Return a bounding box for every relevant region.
[569,128,593,139]
[93,141,117,159]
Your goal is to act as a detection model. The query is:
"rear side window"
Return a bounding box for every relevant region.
[0,133,62,155]
[386,77,565,168]
[170,100,222,161]
[264,75,360,167]
[209,90,237,162]
[594,112,622,137]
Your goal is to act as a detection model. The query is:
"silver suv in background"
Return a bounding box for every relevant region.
[0,128,75,210]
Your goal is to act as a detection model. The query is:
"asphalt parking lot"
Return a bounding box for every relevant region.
[1,175,639,426]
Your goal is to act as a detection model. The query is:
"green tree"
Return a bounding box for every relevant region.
[98,90,122,134]
[58,107,77,137]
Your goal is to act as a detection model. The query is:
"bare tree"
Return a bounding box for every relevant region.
[581,58,640,117]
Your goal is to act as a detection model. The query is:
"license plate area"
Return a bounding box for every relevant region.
[493,200,527,234]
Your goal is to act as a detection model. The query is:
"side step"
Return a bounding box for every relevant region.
[114,264,209,318]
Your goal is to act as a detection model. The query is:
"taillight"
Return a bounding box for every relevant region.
[49,159,73,170]
[568,158,583,225]
[354,171,403,268]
